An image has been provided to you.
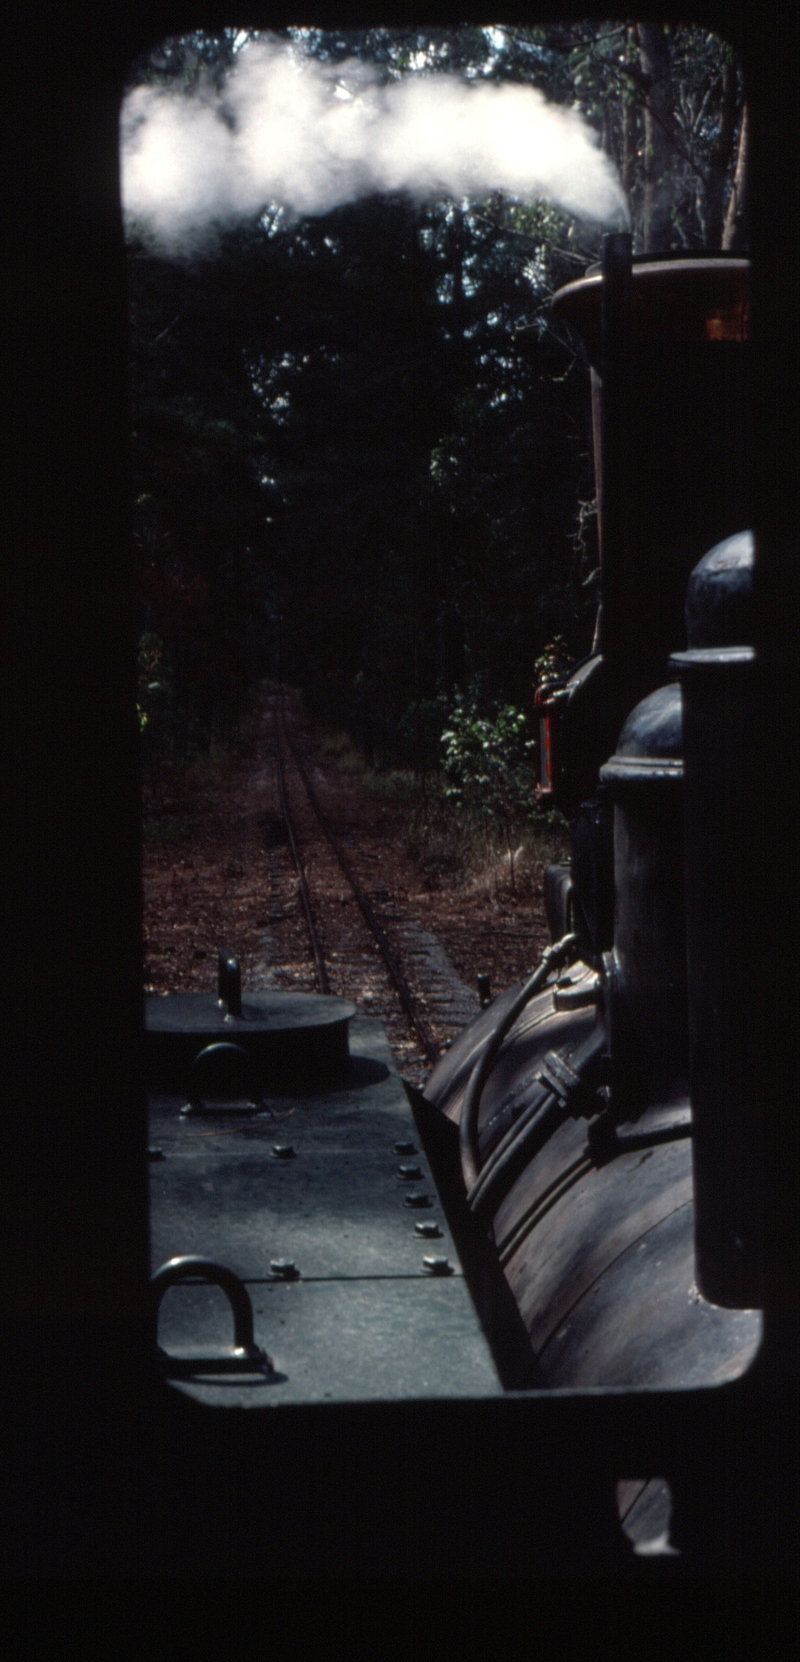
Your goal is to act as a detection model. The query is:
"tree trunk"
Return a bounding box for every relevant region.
[451,203,465,374]
[504,819,517,899]
[722,103,750,250]
[620,27,636,203]
[702,60,738,249]
[637,23,676,252]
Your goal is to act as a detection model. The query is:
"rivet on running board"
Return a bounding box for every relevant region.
[270,1259,300,1280]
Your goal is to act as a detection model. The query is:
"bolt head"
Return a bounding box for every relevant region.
[404,1192,432,1209]
[272,1143,296,1159]
[414,1220,442,1238]
[422,1257,452,1277]
[394,1141,416,1156]
[397,1163,423,1180]
[270,1259,299,1280]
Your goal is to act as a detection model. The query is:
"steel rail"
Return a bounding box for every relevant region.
[273,716,331,995]
[278,708,440,1068]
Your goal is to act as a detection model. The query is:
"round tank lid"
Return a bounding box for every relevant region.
[600,683,683,785]
[548,256,750,366]
[146,989,356,1034]
[685,530,754,648]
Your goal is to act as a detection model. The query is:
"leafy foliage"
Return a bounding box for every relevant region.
[441,693,541,893]
[137,631,164,733]
[534,634,576,687]
[442,697,535,810]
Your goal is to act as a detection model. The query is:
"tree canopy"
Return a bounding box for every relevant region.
[126,22,747,765]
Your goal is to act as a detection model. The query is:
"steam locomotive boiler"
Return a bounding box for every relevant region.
[141,239,768,1563]
[422,243,763,1516]
[140,238,771,1566]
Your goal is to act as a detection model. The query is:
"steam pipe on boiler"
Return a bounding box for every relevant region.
[459,934,578,1192]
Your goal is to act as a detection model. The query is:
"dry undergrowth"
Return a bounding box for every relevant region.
[354,764,570,902]
[142,698,566,1022]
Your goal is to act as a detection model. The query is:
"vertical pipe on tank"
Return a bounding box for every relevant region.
[670,645,763,1308]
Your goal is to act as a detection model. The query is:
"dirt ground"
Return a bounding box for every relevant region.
[142,692,565,1081]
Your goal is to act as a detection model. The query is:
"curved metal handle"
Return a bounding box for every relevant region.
[181,1041,261,1116]
[150,1255,270,1369]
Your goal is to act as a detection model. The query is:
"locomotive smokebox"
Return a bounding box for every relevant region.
[548,242,751,814]
[553,245,750,678]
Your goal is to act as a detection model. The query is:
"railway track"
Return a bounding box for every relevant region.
[273,711,330,996]
[260,696,479,1086]
[278,708,440,1065]
[142,688,548,1087]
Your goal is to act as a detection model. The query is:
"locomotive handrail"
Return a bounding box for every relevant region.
[180,1041,262,1116]
[150,1255,272,1375]
[469,1094,564,1220]
[459,933,579,1192]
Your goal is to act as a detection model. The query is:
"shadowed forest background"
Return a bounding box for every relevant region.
[127,23,747,773]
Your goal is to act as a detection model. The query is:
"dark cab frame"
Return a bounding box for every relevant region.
[3,1,798,1581]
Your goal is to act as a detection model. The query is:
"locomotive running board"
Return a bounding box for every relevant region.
[149,1017,502,1406]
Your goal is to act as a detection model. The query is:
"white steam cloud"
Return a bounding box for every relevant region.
[121,40,629,252]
